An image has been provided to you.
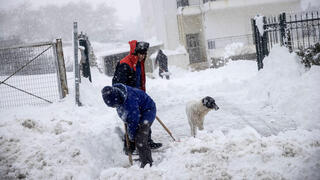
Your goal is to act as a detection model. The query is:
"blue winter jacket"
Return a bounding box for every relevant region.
[114,83,156,140]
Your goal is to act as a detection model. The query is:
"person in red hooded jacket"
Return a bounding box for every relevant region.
[112,40,162,153]
[112,40,147,91]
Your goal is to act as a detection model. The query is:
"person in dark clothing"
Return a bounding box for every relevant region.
[101,83,156,168]
[112,40,148,91]
[155,49,170,79]
[112,40,162,150]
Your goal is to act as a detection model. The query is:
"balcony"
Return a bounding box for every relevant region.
[176,0,201,16]
[177,0,200,8]
[202,0,299,11]
[177,0,298,13]
[203,0,217,4]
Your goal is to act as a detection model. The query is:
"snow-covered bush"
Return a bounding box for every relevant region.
[296,42,320,68]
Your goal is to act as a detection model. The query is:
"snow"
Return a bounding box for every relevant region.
[223,42,254,59]
[150,45,187,59]
[1,45,320,179]
[254,15,265,37]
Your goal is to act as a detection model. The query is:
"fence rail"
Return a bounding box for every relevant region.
[252,11,320,70]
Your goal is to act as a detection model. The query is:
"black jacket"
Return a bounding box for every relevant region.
[155,50,168,71]
[112,62,137,88]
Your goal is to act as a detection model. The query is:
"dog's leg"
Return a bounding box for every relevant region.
[192,125,197,137]
[198,116,204,131]
[193,126,197,137]
[187,105,196,137]
[189,120,196,137]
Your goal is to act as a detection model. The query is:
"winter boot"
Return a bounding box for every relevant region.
[148,139,162,149]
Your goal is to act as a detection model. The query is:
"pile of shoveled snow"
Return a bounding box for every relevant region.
[101,127,320,180]
[247,46,320,130]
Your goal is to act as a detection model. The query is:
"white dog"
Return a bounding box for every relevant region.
[186,96,219,137]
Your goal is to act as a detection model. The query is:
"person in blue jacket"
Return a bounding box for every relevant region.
[101,83,156,168]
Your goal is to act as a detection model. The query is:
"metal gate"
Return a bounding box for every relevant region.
[0,39,68,108]
[186,33,202,64]
[251,11,320,70]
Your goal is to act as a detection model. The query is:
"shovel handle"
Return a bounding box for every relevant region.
[156,116,176,141]
[124,124,133,165]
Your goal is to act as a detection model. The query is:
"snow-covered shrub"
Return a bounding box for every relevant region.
[296,42,320,68]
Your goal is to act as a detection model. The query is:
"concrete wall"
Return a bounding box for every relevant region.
[140,0,181,50]
[140,0,190,69]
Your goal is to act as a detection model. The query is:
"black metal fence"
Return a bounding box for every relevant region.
[252,11,320,70]
[0,40,68,108]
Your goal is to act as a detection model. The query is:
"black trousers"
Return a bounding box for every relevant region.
[159,67,169,79]
[148,129,152,142]
[135,123,153,168]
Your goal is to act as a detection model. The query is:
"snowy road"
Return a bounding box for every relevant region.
[1,47,320,179]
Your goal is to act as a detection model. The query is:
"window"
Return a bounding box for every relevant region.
[177,0,189,8]
[208,40,216,49]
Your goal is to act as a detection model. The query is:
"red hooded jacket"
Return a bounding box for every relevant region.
[112,40,146,91]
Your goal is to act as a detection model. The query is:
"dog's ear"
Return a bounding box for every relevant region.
[202,96,219,110]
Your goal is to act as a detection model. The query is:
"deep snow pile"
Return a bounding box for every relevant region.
[0,46,319,180]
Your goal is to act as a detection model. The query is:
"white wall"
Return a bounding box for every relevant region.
[163,0,182,50]
[203,0,301,58]
[140,0,190,69]
[139,0,162,42]
[204,1,302,40]
[140,0,181,50]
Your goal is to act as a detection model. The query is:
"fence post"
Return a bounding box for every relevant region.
[279,12,286,46]
[252,18,263,70]
[55,39,68,98]
[279,12,293,52]
[73,22,81,106]
[262,16,269,60]
[286,28,293,52]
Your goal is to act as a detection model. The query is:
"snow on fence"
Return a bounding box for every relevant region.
[0,40,68,108]
[251,11,320,70]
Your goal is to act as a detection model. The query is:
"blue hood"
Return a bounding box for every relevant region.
[101,85,127,107]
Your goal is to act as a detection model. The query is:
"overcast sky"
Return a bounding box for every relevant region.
[0,0,141,21]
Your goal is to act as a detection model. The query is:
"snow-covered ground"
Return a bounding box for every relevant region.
[1,45,320,180]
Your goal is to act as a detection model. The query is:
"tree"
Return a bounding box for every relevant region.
[0,2,120,43]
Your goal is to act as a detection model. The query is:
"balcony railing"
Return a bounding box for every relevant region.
[203,0,217,4]
[177,0,221,8]
[207,34,254,49]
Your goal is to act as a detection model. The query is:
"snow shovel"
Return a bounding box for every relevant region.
[124,124,133,166]
[156,116,176,141]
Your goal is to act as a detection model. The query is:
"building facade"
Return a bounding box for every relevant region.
[139,0,302,69]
